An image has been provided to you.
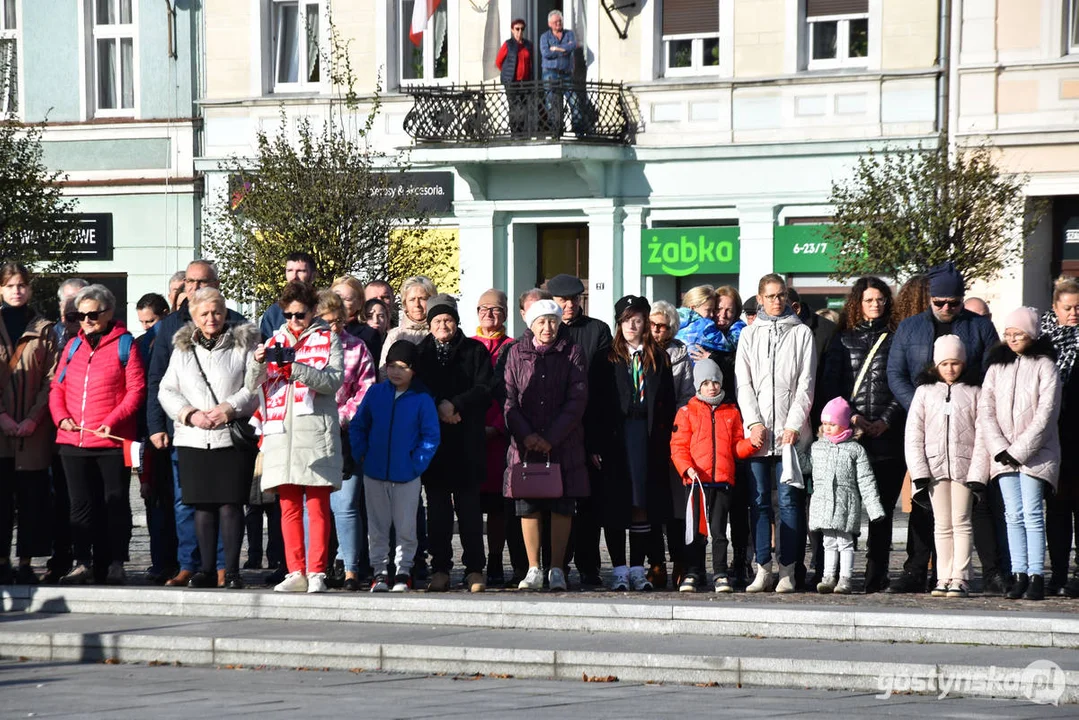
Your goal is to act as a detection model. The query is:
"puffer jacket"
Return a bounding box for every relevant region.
[905,378,988,487]
[49,321,145,449]
[247,321,344,491]
[666,338,695,408]
[735,310,816,457]
[158,322,260,450]
[0,308,57,471]
[979,339,1062,490]
[336,331,376,426]
[820,318,903,459]
[378,315,428,377]
[670,398,756,485]
[805,437,886,534]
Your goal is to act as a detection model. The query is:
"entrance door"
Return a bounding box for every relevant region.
[538,223,589,311]
[531,0,564,78]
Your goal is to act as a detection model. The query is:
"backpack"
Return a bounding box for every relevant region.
[57,333,133,384]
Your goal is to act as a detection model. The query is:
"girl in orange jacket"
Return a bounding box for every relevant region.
[670,359,758,592]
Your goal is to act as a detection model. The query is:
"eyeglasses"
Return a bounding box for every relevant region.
[282,311,308,320]
[763,292,787,302]
[932,299,962,309]
[862,298,887,305]
[477,306,505,316]
[512,25,525,31]
[650,322,670,331]
[1003,332,1029,341]
[69,311,105,322]
[185,277,213,287]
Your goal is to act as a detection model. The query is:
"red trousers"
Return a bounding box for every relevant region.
[278,484,332,574]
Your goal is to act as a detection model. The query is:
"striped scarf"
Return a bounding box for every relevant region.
[1041,310,1078,384]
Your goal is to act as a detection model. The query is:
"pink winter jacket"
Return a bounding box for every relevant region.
[335,331,376,426]
[978,341,1062,490]
[49,322,146,449]
[905,380,989,486]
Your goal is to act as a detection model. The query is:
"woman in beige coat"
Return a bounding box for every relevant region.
[378,276,436,377]
[0,262,58,584]
[980,307,1062,601]
[248,282,343,594]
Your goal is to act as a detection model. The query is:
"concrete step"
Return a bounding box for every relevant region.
[1,611,1076,704]
[4,586,1077,649]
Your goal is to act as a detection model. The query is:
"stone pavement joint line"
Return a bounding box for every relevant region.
[3,586,1079,649]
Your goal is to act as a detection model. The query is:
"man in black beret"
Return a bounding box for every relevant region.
[545,273,612,587]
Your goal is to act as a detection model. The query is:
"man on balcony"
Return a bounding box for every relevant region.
[539,10,583,136]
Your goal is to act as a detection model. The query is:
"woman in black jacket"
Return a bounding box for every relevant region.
[414,295,494,593]
[820,276,903,593]
[590,295,676,591]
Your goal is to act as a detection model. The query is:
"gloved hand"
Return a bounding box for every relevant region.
[994,450,1020,468]
[965,481,987,506]
[913,477,932,491]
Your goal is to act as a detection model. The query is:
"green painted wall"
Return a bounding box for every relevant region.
[42,138,172,172]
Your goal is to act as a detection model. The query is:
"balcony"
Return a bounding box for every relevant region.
[403,80,637,146]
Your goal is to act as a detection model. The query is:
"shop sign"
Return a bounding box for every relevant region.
[641,227,739,277]
[372,172,454,214]
[773,224,838,273]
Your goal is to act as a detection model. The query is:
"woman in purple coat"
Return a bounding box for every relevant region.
[502,299,589,592]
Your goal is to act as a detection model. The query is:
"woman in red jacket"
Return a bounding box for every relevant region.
[49,284,145,585]
[670,359,758,593]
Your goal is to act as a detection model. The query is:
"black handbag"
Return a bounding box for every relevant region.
[190,345,260,453]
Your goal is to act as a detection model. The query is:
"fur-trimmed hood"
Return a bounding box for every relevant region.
[172,321,260,354]
[986,336,1057,367]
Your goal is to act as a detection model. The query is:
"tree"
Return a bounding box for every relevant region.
[826,144,1044,284]
[203,19,452,311]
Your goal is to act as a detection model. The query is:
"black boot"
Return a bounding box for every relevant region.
[1006,573,1029,599]
[1065,575,1079,599]
[884,572,925,594]
[1023,574,1044,601]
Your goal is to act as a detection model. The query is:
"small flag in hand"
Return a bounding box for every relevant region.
[123,439,144,471]
[683,477,711,546]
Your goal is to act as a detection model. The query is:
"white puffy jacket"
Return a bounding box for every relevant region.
[735,311,816,457]
[905,380,988,486]
[159,322,260,450]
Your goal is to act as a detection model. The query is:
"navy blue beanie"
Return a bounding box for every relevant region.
[927,261,965,298]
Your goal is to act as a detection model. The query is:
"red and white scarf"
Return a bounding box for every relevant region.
[257,327,332,436]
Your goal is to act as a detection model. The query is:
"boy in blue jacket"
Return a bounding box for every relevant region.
[350,341,440,592]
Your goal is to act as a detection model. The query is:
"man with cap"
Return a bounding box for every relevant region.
[546,273,613,587]
[413,294,494,592]
[886,261,1004,594]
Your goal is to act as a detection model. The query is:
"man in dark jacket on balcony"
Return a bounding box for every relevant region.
[496,18,534,136]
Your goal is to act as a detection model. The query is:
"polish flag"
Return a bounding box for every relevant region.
[684,476,711,546]
[122,439,144,471]
[409,0,443,47]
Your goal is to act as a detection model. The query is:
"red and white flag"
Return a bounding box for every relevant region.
[409,0,443,47]
[122,439,144,471]
[684,476,711,546]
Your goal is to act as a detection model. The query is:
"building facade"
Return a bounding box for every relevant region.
[8,0,202,323]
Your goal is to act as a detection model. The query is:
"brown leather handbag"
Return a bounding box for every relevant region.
[506,453,563,499]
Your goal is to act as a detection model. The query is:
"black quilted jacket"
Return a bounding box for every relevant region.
[820,317,903,460]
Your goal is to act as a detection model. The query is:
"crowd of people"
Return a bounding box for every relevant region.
[1,253,1078,601]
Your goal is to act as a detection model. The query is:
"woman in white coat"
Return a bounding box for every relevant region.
[159,288,259,590]
[736,273,816,593]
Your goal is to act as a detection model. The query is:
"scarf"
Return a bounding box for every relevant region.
[195,330,219,351]
[1041,310,1078,384]
[475,327,505,340]
[435,339,453,366]
[257,326,332,436]
[696,389,725,406]
[754,305,795,323]
[825,428,854,445]
[629,346,645,404]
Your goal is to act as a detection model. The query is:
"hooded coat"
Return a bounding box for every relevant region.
[0,308,57,470]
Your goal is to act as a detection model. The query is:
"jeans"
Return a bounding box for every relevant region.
[541,68,583,134]
[331,474,371,574]
[998,472,1046,576]
[172,448,223,572]
[748,458,805,567]
[144,446,177,574]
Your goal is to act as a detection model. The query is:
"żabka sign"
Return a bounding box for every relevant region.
[641,227,740,277]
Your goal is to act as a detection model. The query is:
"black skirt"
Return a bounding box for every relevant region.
[177,446,254,505]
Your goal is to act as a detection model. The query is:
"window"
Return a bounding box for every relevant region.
[806,0,868,70]
[399,0,449,83]
[1070,0,1079,54]
[272,0,321,91]
[661,0,720,77]
[91,0,136,114]
[0,0,16,114]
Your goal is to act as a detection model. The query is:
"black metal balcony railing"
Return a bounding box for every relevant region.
[403,79,636,145]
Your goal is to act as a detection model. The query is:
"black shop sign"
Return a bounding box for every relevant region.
[373,172,454,215]
[58,214,114,261]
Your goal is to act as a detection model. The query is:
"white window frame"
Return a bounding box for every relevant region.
[270,0,324,93]
[90,0,138,117]
[806,12,869,71]
[397,0,455,87]
[1069,0,1079,55]
[0,0,18,115]
[661,32,721,78]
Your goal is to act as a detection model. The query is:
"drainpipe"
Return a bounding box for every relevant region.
[946,0,962,158]
[937,0,952,150]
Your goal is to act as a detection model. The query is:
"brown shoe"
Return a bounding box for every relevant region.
[427,571,450,592]
[165,570,194,587]
[217,569,226,588]
[671,561,686,589]
[647,563,668,590]
[466,572,487,593]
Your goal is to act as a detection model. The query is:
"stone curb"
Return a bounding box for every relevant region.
[4,586,1078,649]
[1,627,1075,704]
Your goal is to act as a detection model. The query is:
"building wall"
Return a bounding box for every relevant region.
[733,0,786,78]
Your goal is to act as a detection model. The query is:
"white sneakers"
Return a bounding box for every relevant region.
[274,571,308,593]
[746,564,773,593]
[610,566,630,591]
[774,563,796,594]
[628,566,653,592]
[307,572,328,594]
[518,566,544,590]
[548,567,567,592]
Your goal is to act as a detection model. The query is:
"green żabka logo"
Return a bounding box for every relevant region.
[643,229,738,277]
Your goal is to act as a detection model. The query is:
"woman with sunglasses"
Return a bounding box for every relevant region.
[249,281,344,593]
[0,263,59,585]
[49,284,145,585]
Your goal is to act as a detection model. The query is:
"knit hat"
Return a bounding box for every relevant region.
[615,294,651,320]
[1004,306,1040,340]
[692,358,722,391]
[425,293,459,324]
[821,397,852,429]
[525,299,561,330]
[386,340,418,368]
[927,261,965,298]
[933,334,967,366]
[743,297,758,316]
